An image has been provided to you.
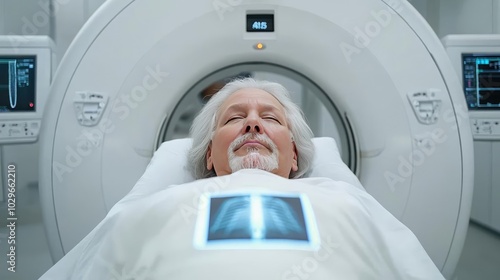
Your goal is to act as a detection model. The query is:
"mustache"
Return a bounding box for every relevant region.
[229,133,276,152]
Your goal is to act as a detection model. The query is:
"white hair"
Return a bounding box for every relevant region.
[188,78,315,179]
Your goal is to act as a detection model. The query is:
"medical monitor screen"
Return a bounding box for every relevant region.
[246,14,274,32]
[0,56,36,112]
[462,54,500,110]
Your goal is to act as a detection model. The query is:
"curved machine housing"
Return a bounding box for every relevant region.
[39,0,474,278]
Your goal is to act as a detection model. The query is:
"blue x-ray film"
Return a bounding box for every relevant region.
[193,191,320,250]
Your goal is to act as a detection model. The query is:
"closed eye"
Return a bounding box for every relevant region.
[225,116,243,124]
[264,116,281,124]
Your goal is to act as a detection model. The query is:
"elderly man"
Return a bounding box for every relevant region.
[188,78,314,179]
[40,78,445,280]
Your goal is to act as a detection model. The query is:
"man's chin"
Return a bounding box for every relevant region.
[229,152,278,173]
[234,147,270,157]
[242,153,265,168]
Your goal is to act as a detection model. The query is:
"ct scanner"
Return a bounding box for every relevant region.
[39,0,474,278]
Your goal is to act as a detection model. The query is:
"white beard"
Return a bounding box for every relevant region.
[228,134,279,173]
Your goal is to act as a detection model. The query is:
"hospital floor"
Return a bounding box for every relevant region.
[0,185,499,280]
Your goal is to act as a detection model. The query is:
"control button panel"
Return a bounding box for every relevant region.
[471,118,500,137]
[74,91,108,126]
[408,89,442,125]
[0,120,41,143]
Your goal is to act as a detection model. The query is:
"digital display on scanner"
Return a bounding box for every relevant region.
[0,56,36,112]
[462,53,500,110]
[246,14,274,32]
[193,192,320,250]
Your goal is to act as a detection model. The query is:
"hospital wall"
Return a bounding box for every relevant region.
[0,0,51,37]
[0,0,498,199]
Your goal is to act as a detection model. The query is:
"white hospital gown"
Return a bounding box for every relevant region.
[40,169,445,280]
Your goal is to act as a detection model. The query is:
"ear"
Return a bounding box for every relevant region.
[291,142,298,172]
[206,142,214,171]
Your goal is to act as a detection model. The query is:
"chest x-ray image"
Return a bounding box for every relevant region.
[194,192,320,250]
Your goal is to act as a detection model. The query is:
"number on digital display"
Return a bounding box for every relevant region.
[252,21,268,30]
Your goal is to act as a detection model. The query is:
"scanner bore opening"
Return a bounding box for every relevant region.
[156,63,357,172]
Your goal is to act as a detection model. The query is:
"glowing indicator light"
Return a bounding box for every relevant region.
[254,43,265,50]
[29,102,34,108]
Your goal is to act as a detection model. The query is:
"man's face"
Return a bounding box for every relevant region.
[206,88,298,178]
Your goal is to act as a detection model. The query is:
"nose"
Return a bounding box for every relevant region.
[244,114,263,134]
[245,124,261,133]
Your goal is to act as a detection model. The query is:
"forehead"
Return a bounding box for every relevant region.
[219,88,285,113]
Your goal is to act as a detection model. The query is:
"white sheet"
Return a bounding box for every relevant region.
[40,169,444,279]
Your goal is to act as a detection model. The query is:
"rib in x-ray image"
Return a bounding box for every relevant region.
[193,192,320,250]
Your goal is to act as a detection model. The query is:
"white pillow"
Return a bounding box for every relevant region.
[308,137,363,189]
[127,137,363,199]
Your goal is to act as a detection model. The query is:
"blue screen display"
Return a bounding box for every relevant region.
[462,53,500,110]
[0,56,36,112]
[246,14,274,32]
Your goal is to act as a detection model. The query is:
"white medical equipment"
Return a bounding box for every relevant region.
[442,34,500,233]
[0,36,54,144]
[39,1,474,278]
[0,36,54,202]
